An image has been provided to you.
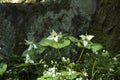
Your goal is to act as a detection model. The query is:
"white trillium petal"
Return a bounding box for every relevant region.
[33,44,37,49]
[86,35,94,41]
[47,30,63,42]
[28,45,33,51]
[29,60,34,63]
[83,41,88,46]
[79,35,84,38]
[47,36,54,40]
[54,36,58,42]
[25,39,32,45]
[51,30,57,35]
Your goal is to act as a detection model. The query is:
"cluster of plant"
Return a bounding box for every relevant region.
[0,30,120,80]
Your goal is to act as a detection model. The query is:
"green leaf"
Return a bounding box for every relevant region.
[39,38,54,47]
[68,36,79,42]
[36,44,46,54]
[39,38,70,49]
[22,50,34,57]
[15,63,31,68]
[0,63,7,76]
[61,70,80,79]
[91,43,103,52]
[49,40,70,49]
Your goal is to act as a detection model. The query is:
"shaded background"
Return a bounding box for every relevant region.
[0,0,120,56]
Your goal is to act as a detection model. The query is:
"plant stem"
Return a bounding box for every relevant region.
[58,49,62,59]
[54,49,56,61]
[77,48,84,63]
[91,60,96,80]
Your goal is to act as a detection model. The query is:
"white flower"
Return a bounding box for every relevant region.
[25,54,34,64]
[62,57,66,62]
[113,57,117,61]
[109,68,114,72]
[43,67,57,77]
[0,47,1,50]
[47,30,62,42]
[68,69,75,75]
[79,35,94,46]
[83,72,88,76]
[25,40,37,51]
[76,76,83,80]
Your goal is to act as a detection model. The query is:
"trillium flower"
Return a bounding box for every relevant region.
[25,54,34,64]
[79,35,94,46]
[47,30,62,42]
[25,40,37,51]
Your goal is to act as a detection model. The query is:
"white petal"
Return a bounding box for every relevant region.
[25,39,32,44]
[80,35,86,40]
[86,35,94,41]
[26,54,30,59]
[54,36,58,42]
[28,45,33,51]
[51,30,57,35]
[47,36,54,40]
[29,59,34,63]
[83,41,88,46]
[33,44,37,49]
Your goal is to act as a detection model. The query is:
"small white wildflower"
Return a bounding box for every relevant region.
[0,47,1,50]
[68,69,75,75]
[95,51,98,54]
[113,57,117,61]
[67,58,70,62]
[83,72,88,76]
[43,67,57,77]
[62,57,67,62]
[109,68,114,72]
[25,54,34,64]
[51,60,54,64]
[76,76,83,80]
[80,35,94,47]
[56,72,61,75]
[103,50,106,53]
[44,64,48,68]
[47,30,62,42]
[25,40,37,51]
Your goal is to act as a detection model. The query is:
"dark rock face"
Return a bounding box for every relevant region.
[0,0,96,55]
[89,0,120,53]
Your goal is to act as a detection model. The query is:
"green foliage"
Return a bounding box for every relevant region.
[0,30,120,79]
[39,38,70,49]
[0,63,7,76]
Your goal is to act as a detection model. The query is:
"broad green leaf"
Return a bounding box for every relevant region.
[61,70,80,79]
[15,63,31,68]
[39,38,70,49]
[91,43,103,52]
[22,50,34,57]
[36,44,46,54]
[39,38,54,46]
[0,63,7,76]
[49,40,70,49]
[68,36,79,42]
